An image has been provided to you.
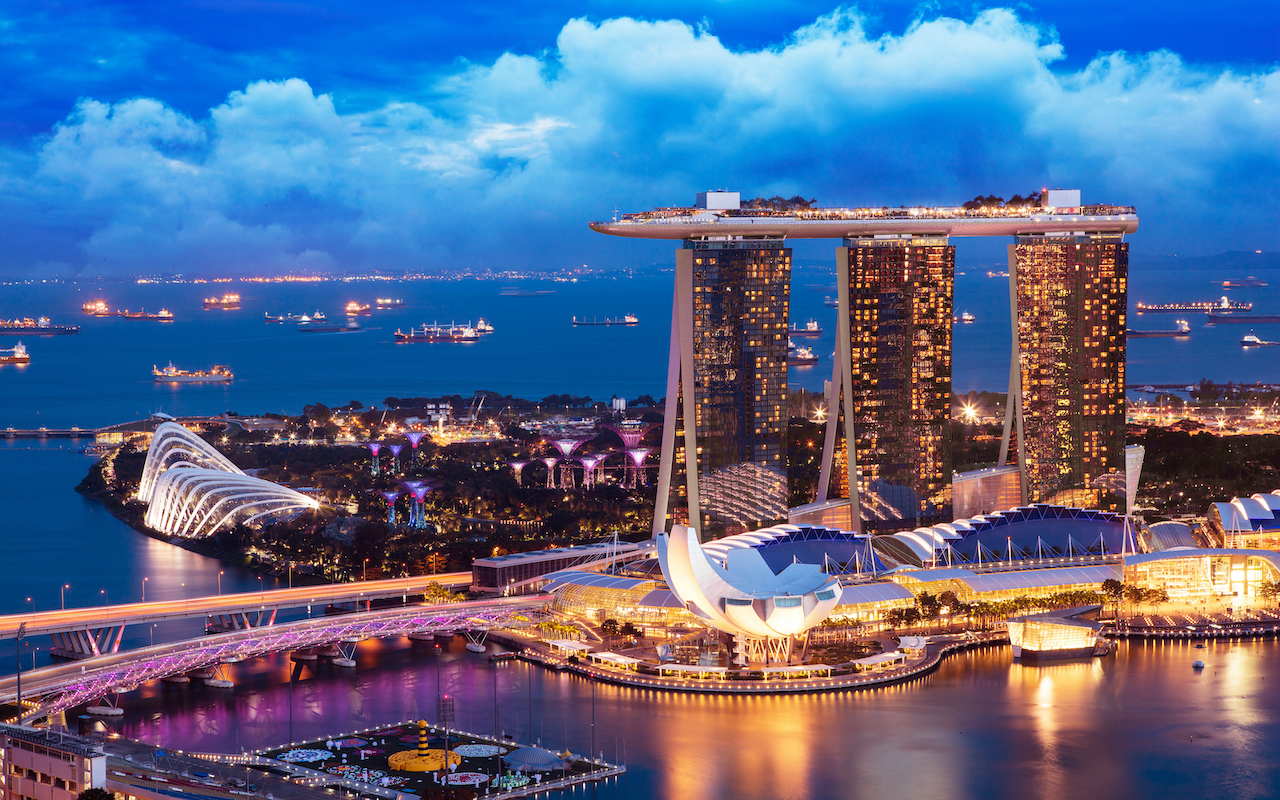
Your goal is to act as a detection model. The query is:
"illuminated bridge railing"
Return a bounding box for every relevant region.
[0,596,549,720]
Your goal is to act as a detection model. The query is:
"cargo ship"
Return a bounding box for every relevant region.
[153,361,233,383]
[265,311,324,324]
[375,298,404,308]
[787,341,819,366]
[499,287,555,297]
[120,308,174,320]
[0,342,30,364]
[1135,297,1251,313]
[0,316,80,335]
[572,314,638,326]
[1241,333,1280,347]
[1222,277,1268,288]
[82,299,111,316]
[788,320,823,337]
[345,301,372,316]
[203,293,241,309]
[394,323,479,342]
[1209,309,1280,324]
[298,318,361,333]
[1127,319,1191,338]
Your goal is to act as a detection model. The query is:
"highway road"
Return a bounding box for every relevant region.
[0,572,474,640]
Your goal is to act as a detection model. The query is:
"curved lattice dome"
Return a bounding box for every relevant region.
[138,422,243,502]
[143,467,319,538]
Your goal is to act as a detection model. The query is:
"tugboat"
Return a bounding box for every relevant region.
[0,316,80,335]
[0,341,30,364]
[203,292,241,310]
[345,301,372,316]
[1241,332,1280,347]
[394,323,479,342]
[959,311,976,324]
[152,362,233,383]
[475,318,495,334]
[788,319,823,337]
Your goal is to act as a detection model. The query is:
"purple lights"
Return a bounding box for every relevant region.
[508,460,529,487]
[381,489,402,524]
[366,442,383,476]
[387,444,404,474]
[404,430,428,467]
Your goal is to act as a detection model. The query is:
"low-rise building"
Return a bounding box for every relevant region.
[0,725,106,800]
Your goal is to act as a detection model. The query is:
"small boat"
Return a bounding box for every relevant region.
[0,341,30,364]
[299,318,361,333]
[203,293,241,310]
[1193,661,1205,670]
[345,301,372,316]
[959,311,976,324]
[153,362,233,383]
[788,319,823,337]
[572,314,638,326]
[375,298,405,308]
[475,318,495,334]
[1241,332,1280,347]
[82,299,111,316]
[1128,320,1192,338]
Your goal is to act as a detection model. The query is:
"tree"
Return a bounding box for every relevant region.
[600,618,620,643]
[79,790,113,800]
[1101,579,1125,617]
[619,621,641,639]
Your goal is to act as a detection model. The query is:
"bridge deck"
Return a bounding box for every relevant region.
[0,573,473,639]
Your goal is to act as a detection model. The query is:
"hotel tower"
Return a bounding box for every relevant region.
[591,189,1137,538]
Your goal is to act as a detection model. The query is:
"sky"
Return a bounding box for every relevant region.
[1,0,1277,276]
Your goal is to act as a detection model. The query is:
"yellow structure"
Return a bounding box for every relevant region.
[1124,550,1280,601]
[386,720,462,772]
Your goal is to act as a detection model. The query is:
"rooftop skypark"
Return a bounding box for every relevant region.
[590,190,1138,240]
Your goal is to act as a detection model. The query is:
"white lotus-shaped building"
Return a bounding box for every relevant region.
[656,524,841,643]
[138,423,319,538]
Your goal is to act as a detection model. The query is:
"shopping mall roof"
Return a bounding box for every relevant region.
[472,541,643,569]
[1123,549,1280,570]
[1211,492,1280,531]
[891,564,1122,594]
[836,582,916,606]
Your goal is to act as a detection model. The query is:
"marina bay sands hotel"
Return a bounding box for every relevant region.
[590,190,1138,538]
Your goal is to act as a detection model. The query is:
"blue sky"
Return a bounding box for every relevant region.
[2,0,1277,275]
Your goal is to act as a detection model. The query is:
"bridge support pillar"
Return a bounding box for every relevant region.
[49,626,125,660]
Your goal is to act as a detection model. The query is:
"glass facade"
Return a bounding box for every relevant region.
[838,239,954,532]
[670,240,791,535]
[1014,235,1128,505]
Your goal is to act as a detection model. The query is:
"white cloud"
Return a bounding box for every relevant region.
[5,7,1278,274]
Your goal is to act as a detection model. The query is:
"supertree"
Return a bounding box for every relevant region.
[541,456,559,489]
[508,460,530,487]
[381,489,402,525]
[387,444,403,474]
[366,443,382,477]
[404,431,428,469]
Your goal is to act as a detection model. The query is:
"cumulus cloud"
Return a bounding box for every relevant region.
[2,7,1276,275]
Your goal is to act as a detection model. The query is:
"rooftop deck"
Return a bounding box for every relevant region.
[589,203,1138,240]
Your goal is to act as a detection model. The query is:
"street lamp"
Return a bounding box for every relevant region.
[25,597,33,614]
[218,571,224,596]
[143,577,148,603]
[100,589,109,607]
[363,559,369,582]
[60,584,69,611]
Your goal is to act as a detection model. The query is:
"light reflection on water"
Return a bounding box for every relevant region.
[94,637,1280,800]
